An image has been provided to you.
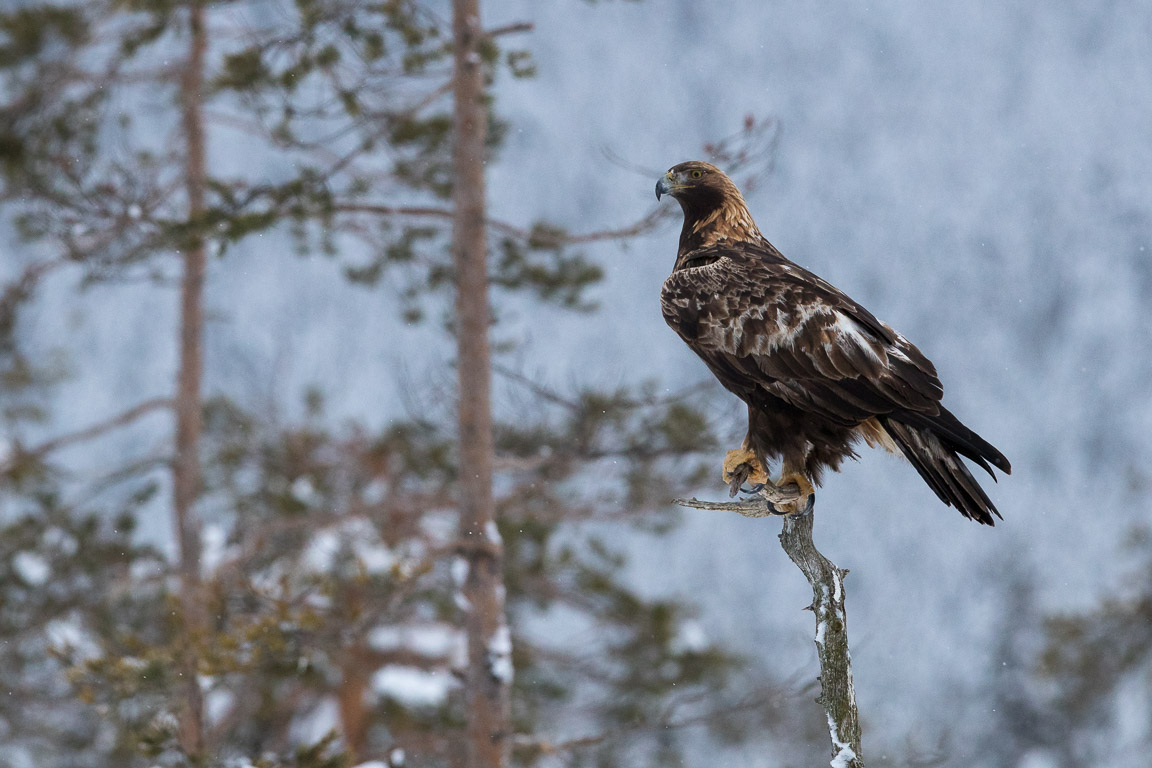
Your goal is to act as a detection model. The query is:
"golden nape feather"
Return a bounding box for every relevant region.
[656,161,1010,524]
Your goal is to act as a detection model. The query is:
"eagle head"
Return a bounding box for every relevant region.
[654,161,737,202]
[656,161,760,248]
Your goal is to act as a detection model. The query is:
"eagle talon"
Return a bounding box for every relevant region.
[771,473,816,516]
[796,491,815,517]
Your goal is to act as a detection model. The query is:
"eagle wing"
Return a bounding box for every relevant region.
[661,240,1009,482]
[662,241,941,420]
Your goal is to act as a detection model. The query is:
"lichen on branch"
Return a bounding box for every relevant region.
[674,491,865,767]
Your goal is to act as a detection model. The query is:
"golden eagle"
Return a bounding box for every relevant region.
[656,161,1010,524]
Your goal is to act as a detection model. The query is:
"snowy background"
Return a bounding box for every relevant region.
[18,0,1152,763]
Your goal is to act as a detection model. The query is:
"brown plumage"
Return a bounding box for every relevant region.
[655,161,1010,524]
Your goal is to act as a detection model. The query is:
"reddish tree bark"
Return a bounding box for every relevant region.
[451,1,512,765]
[338,651,371,760]
[174,0,208,756]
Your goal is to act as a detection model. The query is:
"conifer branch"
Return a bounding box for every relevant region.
[484,22,534,38]
[0,398,173,475]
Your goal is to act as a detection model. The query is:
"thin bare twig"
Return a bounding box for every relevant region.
[493,362,714,411]
[1,398,173,474]
[333,202,674,249]
[484,21,534,38]
[1,259,67,323]
[599,145,666,179]
[513,689,789,756]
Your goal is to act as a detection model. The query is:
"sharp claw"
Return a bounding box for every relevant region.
[726,466,751,497]
[741,482,815,516]
[778,490,815,517]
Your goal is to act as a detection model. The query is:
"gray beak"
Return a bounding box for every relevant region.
[655,175,674,200]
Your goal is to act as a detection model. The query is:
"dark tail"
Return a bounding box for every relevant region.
[880,408,1011,526]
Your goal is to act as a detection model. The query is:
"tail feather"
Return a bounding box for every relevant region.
[896,407,1012,478]
[880,417,1006,525]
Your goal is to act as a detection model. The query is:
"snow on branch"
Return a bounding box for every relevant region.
[674,492,865,767]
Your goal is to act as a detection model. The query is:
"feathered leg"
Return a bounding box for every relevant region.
[724,408,772,496]
[723,445,769,497]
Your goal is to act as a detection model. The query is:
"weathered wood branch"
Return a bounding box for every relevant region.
[674,480,801,518]
[779,512,863,768]
[674,492,865,767]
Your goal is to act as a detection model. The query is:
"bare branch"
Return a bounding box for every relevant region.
[599,145,667,179]
[78,455,173,501]
[335,203,456,224]
[491,363,580,409]
[673,481,802,517]
[2,398,173,474]
[779,512,863,767]
[493,362,714,410]
[333,202,675,249]
[513,689,790,756]
[484,21,534,38]
[674,490,865,767]
[398,79,454,118]
[1,259,67,322]
[499,206,676,247]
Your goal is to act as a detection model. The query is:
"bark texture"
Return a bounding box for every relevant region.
[779,512,864,768]
[674,490,864,767]
[338,650,371,760]
[174,1,208,756]
[451,1,512,766]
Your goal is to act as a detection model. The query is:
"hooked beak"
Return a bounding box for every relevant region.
[655,174,675,201]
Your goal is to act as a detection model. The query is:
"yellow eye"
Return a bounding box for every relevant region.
[691,170,703,179]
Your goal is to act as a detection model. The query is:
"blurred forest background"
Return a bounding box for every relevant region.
[1,1,1151,767]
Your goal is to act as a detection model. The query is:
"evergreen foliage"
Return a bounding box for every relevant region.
[0,1,792,766]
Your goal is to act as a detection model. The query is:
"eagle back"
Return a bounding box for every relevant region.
[662,238,818,350]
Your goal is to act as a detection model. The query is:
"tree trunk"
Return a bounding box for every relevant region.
[451,1,512,766]
[338,654,371,761]
[173,0,208,757]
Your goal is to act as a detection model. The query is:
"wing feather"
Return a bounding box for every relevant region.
[661,240,946,429]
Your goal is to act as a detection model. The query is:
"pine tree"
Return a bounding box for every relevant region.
[0,2,795,766]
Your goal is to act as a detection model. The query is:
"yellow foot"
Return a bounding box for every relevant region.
[723,448,769,496]
[770,473,816,516]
